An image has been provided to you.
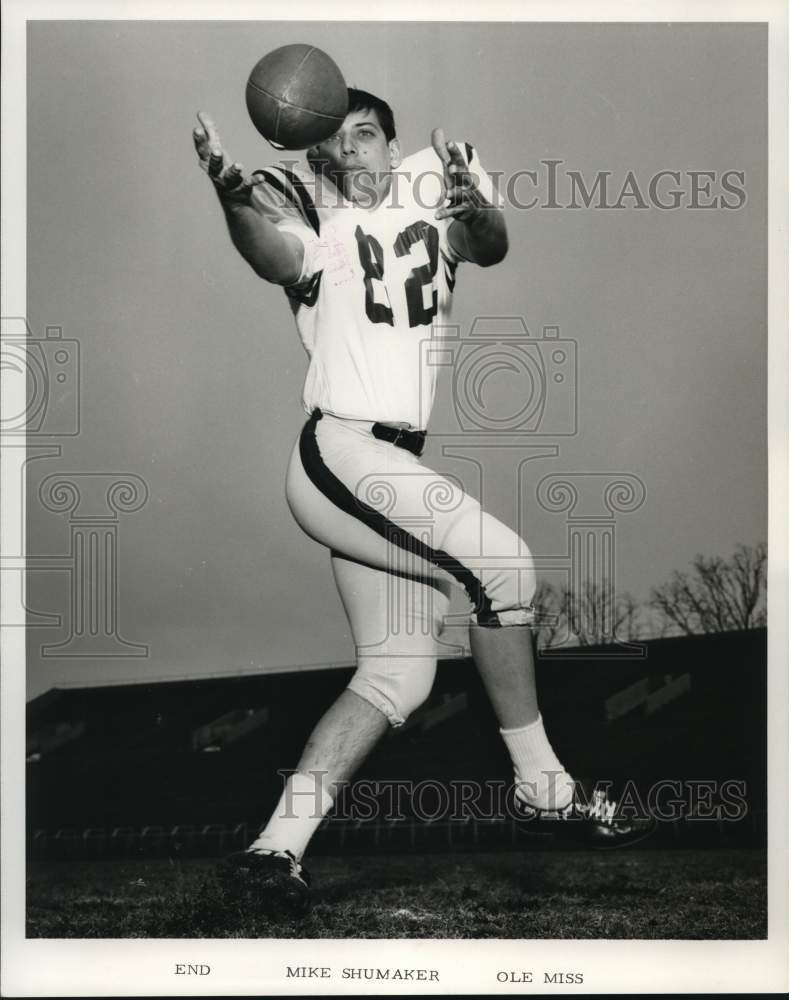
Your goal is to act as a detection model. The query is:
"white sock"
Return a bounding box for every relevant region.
[501,714,575,810]
[246,771,334,861]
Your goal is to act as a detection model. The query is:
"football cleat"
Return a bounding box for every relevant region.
[216,848,312,915]
[513,786,656,849]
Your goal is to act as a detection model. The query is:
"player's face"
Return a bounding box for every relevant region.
[309,108,401,208]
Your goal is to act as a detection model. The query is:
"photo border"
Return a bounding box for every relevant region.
[2,0,787,995]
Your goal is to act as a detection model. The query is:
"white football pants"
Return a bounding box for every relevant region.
[285,409,537,726]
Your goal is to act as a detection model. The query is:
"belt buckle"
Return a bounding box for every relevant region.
[392,428,406,449]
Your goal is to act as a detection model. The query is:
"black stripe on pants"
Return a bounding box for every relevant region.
[299,410,501,627]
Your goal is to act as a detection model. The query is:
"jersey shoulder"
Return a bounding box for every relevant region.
[251,163,323,234]
[399,144,442,176]
[396,142,483,210]
[395,146,446,213]
[399,141,479,174]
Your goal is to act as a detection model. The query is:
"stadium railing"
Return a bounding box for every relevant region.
[28,808,766,861]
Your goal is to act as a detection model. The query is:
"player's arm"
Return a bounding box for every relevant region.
[431,129,508,268]
[193,112,304,285]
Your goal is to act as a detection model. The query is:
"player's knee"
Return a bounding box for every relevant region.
[474,540,538,627]
[347,655,437,728]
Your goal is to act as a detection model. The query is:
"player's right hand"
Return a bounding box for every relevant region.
[193,111,263,205]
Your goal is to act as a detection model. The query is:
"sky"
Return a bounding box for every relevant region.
[22,20,767,698]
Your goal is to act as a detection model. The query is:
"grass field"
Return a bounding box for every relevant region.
[26,848,766,939]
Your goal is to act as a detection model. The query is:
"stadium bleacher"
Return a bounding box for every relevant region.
[27,629,766,857]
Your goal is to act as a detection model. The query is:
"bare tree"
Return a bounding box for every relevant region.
[649,542,767,636]
[561,581,645,647]
[533,579,645,649]
[532,580,562,650]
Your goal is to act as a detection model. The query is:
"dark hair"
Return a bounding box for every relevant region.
[346,87,397,141]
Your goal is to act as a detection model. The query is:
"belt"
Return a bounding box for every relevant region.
[311,409,427,457]
[371,422,427,457]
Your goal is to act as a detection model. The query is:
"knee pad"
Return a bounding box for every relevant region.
[347,654,437,728]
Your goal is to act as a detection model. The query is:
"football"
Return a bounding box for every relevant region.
[245,44,348,150]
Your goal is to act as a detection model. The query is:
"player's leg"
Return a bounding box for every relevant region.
[468,624,538,726]
[295,689,388,795]
[469,624,573,810]
[243,688,388,863]
[243,553,448,863]
[284,410,651,844]
[418,476,572,810]
[333,552,451,733]
[286,410,570,809]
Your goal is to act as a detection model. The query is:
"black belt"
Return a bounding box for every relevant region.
[311,409,427,457]
[371,422,427,457]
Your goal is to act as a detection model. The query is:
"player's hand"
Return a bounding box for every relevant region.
[431,128,487,223]
[193,111,263,205]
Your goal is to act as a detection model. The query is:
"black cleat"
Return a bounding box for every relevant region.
[513,787,656,849]
[216,849,312,915]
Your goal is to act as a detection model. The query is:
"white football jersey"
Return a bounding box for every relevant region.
[251,144,500,429]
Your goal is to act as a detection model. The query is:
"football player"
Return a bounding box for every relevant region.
[193,89,653,912]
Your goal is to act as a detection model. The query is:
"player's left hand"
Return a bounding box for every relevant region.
[431,128,488,223]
